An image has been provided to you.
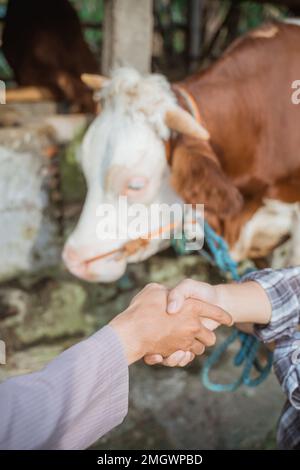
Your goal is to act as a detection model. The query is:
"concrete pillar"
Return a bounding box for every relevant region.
[102,0,153,74]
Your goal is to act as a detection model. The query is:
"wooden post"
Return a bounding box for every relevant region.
[102,0,153,75]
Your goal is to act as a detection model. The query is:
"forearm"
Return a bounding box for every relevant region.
[109,310,146,365]
[217,267,300,343]
[215,281,272,325]
[0,326,128,450]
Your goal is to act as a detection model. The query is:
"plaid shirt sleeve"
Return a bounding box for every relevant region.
[241,267,300,343]
[241,267,300,415]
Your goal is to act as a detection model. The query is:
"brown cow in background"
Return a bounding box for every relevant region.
[2,0,98,112]
[63,22,300,283]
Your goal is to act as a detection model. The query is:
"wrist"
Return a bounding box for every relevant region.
[109,309,146,365]
[214,284,232,317]
[215,281,272,325]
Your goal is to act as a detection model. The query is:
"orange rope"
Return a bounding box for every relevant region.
[85,220,183,264]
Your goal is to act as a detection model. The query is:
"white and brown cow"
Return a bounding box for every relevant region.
[63,22,300,282]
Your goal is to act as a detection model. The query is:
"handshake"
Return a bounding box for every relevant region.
[110,278,272,367]
[110,280,233,367]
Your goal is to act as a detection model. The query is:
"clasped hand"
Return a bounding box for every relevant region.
[110,280,233,367]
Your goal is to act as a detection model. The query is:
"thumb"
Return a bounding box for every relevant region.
[167,289,185,314]
[167,279,215,314]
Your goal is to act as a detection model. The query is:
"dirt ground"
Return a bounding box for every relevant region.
[0,250,284,450]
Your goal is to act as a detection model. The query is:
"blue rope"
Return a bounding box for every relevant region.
[171,221,273,392]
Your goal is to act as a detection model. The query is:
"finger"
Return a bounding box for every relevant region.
[178,351,194,367]
[161,350,186,367]
[197,301,233,326]
[191,340,206,355]
[167,279,213,314]
[195,327,217,347]
[144,354,163,365]
[200,318,220,331]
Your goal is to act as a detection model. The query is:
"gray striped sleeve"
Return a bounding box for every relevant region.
[0,325,129,450]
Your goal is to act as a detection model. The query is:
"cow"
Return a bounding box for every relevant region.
[63,22,300,283]
[2,0,98,112]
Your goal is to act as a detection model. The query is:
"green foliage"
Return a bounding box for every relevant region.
[65,124,87,166]
[171,0,187,23]
[0,2,11,79]
[239,2,265,30]
[0,52,12,80]
[238,1,288,34]
[70,0,104,22]
[61,126,88,203]
[70,0,104,54]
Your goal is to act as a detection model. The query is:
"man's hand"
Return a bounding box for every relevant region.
[167,279,220,323]
[145,277,272,367]
[144,279,232,367]
[109,283,232,365]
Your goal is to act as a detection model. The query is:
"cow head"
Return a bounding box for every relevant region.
[63,68,209,282]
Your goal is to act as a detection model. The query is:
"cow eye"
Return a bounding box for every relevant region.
[127,176,147,191]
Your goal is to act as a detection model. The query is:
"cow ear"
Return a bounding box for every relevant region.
[171,140,243,219]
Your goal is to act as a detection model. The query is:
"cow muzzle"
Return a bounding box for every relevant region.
[62,243,128,282]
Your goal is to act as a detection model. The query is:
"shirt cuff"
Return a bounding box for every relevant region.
[273,332,300,409]
[241,269,300,343]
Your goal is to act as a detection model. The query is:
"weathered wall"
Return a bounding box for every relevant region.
[0,123,62,281]
[0,100,90,281]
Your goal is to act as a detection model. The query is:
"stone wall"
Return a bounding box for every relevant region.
[0,102,89,282]
[0,123,62,281]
